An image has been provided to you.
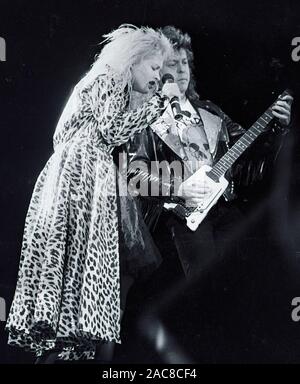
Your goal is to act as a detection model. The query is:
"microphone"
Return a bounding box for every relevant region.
[161,73,183,120]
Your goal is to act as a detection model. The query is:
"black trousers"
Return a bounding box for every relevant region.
[163,200,244,279]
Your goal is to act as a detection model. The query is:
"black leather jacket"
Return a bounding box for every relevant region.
[122,97,289,230]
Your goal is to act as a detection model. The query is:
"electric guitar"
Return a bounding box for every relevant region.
[163,90,291,231]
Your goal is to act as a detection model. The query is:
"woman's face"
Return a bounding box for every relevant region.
[132,54,163,94]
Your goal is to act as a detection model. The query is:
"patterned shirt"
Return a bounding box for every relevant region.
[175,99,213,174]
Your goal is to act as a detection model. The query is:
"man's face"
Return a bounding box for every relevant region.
[161,48,190,95]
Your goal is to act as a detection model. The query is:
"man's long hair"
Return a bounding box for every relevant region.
[161,26,200,102]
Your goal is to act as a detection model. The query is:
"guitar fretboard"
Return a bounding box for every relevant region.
[206,91,289,182]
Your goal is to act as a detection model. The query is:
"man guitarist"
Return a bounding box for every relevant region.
[126,26,293,279]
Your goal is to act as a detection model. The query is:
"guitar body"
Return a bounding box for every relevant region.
[164,165,229,231]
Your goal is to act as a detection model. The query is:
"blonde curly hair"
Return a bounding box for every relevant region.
[82,24,172,91]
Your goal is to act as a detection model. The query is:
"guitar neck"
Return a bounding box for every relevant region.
[207,91,288,182]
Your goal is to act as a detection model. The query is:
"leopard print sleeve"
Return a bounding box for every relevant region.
[80,74,169,147]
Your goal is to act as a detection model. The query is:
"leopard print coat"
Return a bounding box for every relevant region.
[5,70,167,359]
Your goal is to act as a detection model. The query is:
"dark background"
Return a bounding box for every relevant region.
[0,0,300,363]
